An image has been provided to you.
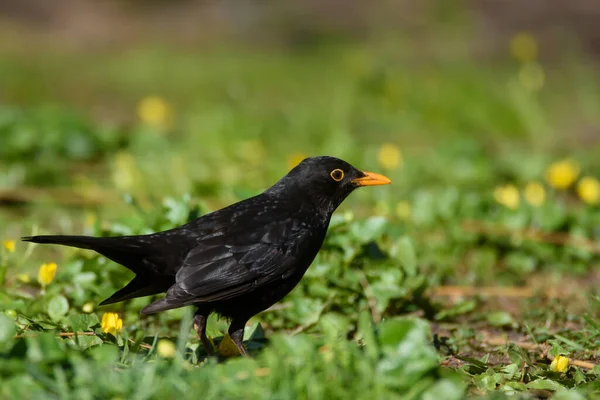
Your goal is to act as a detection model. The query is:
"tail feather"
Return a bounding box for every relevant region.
[22,234,177,307]
[22,235,153,275]
[140,297,174,315]
[99,275,173,306]
[22,235,103,250]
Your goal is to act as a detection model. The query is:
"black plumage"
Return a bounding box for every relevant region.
[22,156,391,356]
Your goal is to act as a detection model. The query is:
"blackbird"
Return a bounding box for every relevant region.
[22,156,391,356]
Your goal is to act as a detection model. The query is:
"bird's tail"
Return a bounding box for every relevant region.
[22,235,149,273]
[21,235,174,305]
[23,235,112,251]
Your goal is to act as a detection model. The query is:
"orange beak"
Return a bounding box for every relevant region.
[352,171,392,186]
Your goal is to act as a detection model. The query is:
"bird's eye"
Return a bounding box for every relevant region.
[330,169,344,182]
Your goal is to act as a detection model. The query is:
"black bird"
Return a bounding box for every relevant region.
[22,156,391,356]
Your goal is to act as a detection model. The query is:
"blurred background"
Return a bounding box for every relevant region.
[1,0,600,280]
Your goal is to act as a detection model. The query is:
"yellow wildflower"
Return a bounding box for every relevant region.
[524,181,546,206]
[377,143,403,170]
[577,176,600,205]
[2,240,15,253]
[550,355,570,373]
[395,201,412,220]
[218,333,242,357]
[157,339,177,358]
[510,32,538,63]
[545,159,579,189]
[494,184,520,210]
[518,62,545,92]
[101,312,123,336]
[38,262,57,286]
[287,153,308,170]
[136,95,172,129]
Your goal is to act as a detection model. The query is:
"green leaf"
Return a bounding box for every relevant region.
[421,378,465,400]
[350,216,387,243]
[47,295,69,322]
[435,299,476,321]
[501,363,520,379]
[378,317,431,355]
[319,312,351,340]
[396,236,417,277]
[89,343,119,366]
[26,332,66,363]
[357,310,378,361]
[68,313,99,332]
[473,370,503,391]
[0,314,17,353]
[71,334,103,350]
[487,311,516,327]
[552,389,587,400]
[527,378,565,391]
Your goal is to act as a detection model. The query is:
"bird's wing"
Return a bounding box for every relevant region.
[141,207,317,313]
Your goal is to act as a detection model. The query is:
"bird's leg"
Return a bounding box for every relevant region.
[228,318,250,357]
[193,312,214,356]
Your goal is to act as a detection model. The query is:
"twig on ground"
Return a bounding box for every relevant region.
[14,331,97,338]
[431,286,535,298]
[483,335,598,370]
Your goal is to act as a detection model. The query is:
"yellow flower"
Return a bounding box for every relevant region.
[395,201,412,220]
[101,312,123,336]
[377,143,403,170]
[218,333,242,357]
[136,95,172,129]
[287,153,308,170]
[550,355,570,373]
[2,240,15,253]
[510,32,538,63]
[577,176,600,205]
[38,262,57,286]
[545,159,580,190]
[518,62,545,92]
[524,181,546,206]
[157,339,177,358]
[494,184,520,210]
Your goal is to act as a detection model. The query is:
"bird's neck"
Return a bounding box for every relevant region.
[265,177,338,225]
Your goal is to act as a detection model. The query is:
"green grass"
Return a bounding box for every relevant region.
[1,38,600,399]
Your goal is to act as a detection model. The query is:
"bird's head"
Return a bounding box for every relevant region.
[269,156,391,215]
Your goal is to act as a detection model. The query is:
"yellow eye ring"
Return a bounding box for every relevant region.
[330,169,344,182]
